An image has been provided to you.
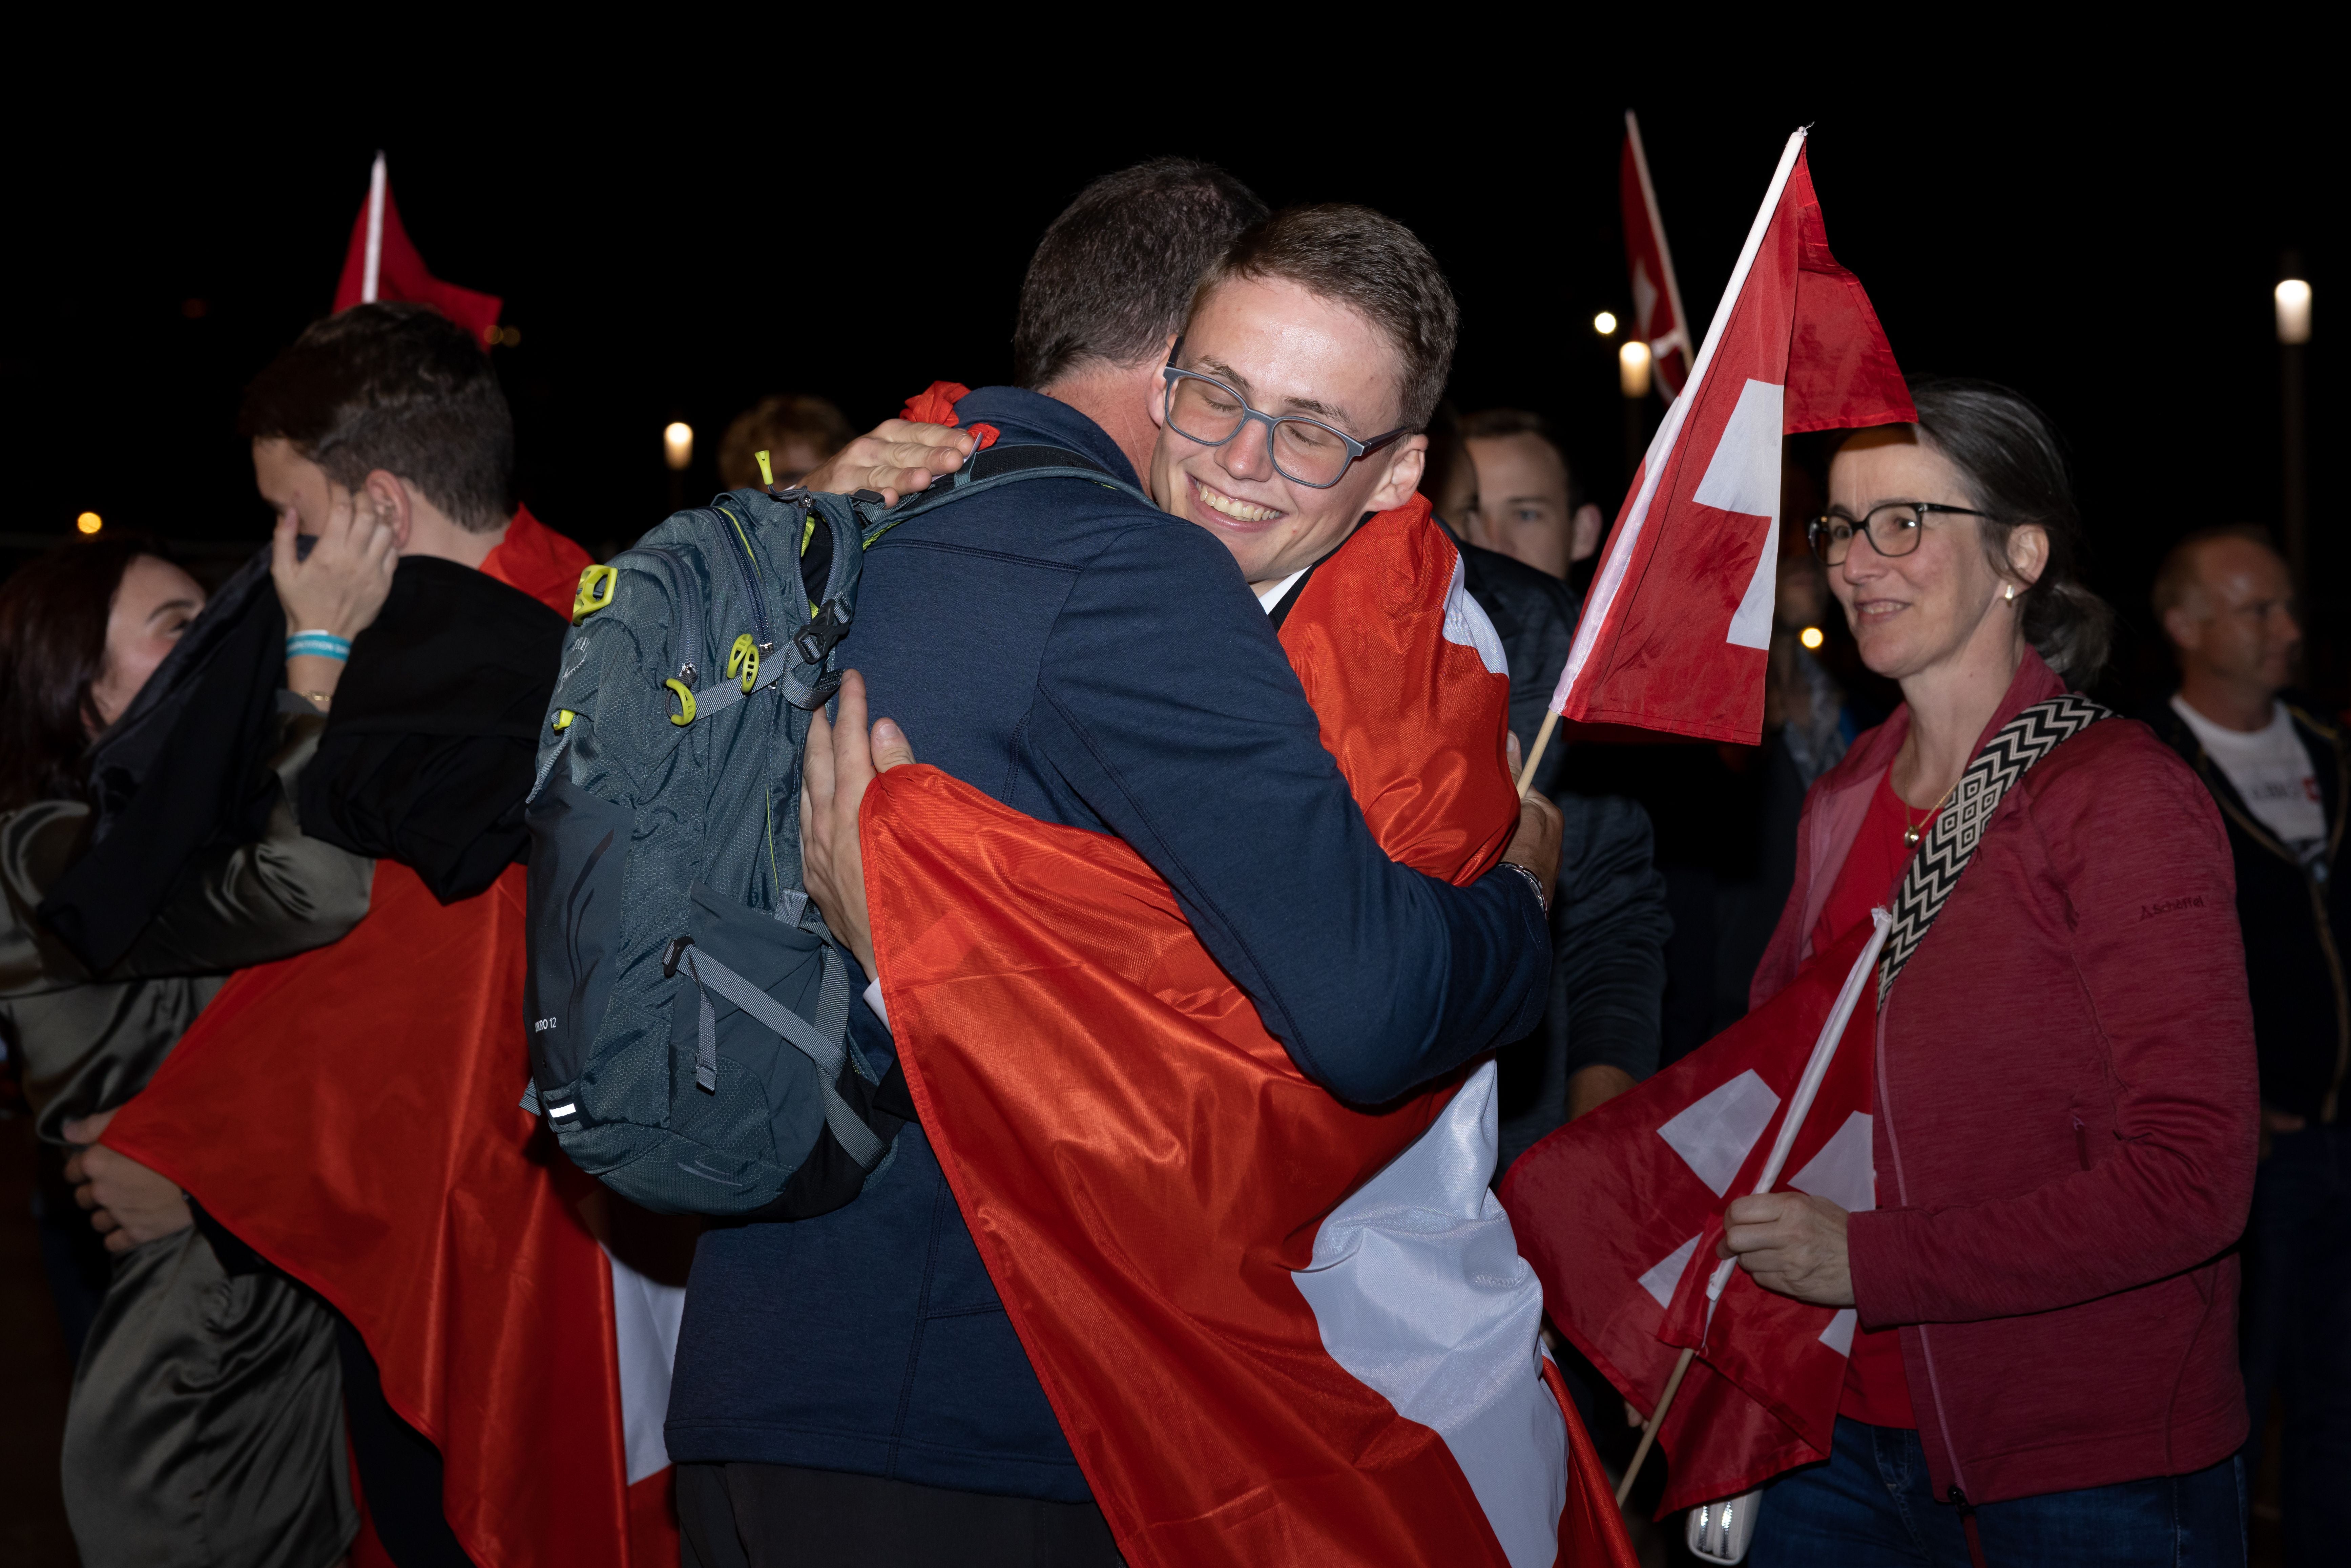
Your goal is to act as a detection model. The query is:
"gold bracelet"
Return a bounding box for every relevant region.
[305,691,333,712]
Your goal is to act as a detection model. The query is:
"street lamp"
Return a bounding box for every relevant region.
[2275,277,2312,344]
[76,511,102,535]
[1594,311,1619,336]
[664,422,694,472]
[2277,260,2310,584]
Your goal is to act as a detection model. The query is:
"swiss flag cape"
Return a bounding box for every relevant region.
[1500,915,1889,1513]
[861,496,1635,1568]
[333,152,503,344]
[1621,111,1693,401]
[1556,130,1912,744]
[101,521,682,1568]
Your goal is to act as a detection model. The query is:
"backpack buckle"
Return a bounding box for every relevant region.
[793,599,853,666]
[662,935,695,979]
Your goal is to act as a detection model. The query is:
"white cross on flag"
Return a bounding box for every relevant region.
[1554,129,1912,744]
[1500,914,1891,1512]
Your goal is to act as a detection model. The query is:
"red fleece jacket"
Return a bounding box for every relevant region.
[1751,649,2256,1505]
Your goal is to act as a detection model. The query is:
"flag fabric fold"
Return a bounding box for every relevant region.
[1501,916,1888,1513]
[861,497,1635,1568]
[333,152,503,344]
[1559,130,1913,745]
[100,537,678,1568]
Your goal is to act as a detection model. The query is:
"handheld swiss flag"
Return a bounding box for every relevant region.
[1501,912,1890,1513]
[1621,111,1693,401]
[1556,130,1911,744]
[333,152,503,344]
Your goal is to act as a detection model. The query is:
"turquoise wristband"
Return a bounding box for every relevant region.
[286,631,352,661]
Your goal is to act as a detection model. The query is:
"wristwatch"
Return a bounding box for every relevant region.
[1499,861,1550,914]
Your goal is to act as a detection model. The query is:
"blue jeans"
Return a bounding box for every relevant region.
[2241,1122,2351,1566]
[1748,1417,2244,1567]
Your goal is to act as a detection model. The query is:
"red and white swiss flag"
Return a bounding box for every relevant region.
[1501,914,1889,1512]
[1558,130,1912,744]
[1621,111,1693,401]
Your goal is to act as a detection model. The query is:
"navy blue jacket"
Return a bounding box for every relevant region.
[665,388,1550,1499]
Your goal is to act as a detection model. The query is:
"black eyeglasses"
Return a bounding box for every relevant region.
[1161,366,1409,489]
[1807,501,1992,565]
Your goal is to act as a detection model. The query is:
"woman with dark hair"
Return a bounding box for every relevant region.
[1723,381,2255,1565]
[0,512,392,1568]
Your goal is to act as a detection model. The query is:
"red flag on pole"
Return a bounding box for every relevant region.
[1501,913,1890,1512]
[1553,130,1912,745]
[332,152,503,345]
[1621,111,1693,401]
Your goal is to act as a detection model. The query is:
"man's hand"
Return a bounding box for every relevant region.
[799,420,975,507]
[272,484,398,642]
[1500,789,1563,909]
[800,671,917,979]
[1718,1190,1853,1308]
[62,1108,193,1254]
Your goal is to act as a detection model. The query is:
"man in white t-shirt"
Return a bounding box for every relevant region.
[2149,523,2347,1560]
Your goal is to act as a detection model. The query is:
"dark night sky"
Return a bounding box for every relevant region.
[3,83,2334,703]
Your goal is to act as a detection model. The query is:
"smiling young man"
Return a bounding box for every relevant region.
[669,169,1563,1568]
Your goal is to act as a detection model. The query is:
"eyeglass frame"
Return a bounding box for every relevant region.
[1806,500,1994,564]
[1160,363,1412,490]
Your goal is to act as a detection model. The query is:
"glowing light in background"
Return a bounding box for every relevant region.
[1618,340,1652,399]
[2275,278,2311,345]
[1593,311,1618,336]
[76,511,102,535]
[1799,626,1825,650]
[664,422,694,471]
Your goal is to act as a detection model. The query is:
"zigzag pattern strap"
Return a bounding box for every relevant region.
[1878,693,2113,1004]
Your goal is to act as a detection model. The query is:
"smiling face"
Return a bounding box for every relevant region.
[1824,427,2039,683]
[1148,274,1426,590]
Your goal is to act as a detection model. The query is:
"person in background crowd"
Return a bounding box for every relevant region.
[0,528,383,1568]
[2145,524,2346,1564]
[1457,408,1604,585]
[1415,413,1666,1159]
[1730,380,2253,1565]
[671,163,1561,1568]
[716,392,855,490]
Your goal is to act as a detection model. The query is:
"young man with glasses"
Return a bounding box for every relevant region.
[668,166,1562,1568]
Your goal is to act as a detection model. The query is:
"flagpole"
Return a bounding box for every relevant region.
[362,152,387,304]
[1611,907,1891,1505]
[1519,127,1810,798]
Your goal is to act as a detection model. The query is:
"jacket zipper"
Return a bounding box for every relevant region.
[1876,986,1974,1502]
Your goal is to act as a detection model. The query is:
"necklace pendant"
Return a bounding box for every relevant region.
[1905,825,1923,846]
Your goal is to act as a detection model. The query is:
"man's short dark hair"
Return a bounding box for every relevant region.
[1013,159,1268,389]
[1192,205,1458,432]
[238,302,515,532]
[1461,407,1579,504]
[2151,523,2283,621]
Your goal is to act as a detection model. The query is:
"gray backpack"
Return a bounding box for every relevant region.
[522,446,1147,1217]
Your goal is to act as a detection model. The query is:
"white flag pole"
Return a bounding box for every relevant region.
[1615,905,1889,1505]
[1517,128,1809,803]
[362,152,387,305]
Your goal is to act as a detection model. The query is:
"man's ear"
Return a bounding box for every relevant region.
[363,470,414,551]
[1142,336,1174,432]
[1367,437,1428,513]
[1571,503,1605,563]
[2161,601,2203,653]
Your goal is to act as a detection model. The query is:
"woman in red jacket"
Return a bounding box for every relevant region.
[1729,382,2255,1567]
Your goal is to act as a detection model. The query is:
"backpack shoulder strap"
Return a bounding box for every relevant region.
[855,443,1154,549]
[1879,693,2113,1002]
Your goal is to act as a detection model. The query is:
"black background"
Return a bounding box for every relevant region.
[3,83,2335,707]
